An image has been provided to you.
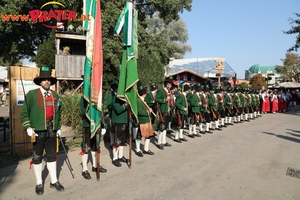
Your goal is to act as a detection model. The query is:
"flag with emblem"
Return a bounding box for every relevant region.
[83,0,103,139]
[115,1,139,121]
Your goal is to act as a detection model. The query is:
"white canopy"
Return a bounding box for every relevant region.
[166,58,237,78]
[277,82,300,88]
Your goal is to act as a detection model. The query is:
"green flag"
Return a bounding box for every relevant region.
[83,0,103,139]
[115,2,139,121]
[117,50,139,121]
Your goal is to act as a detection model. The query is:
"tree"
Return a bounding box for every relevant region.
[137,13,192,87]
[238,82,249,89]
[275,53,300,82]
[34,30,56,68]
[284,13,300,52]
[249,74,266,89]
[0,0,82,65]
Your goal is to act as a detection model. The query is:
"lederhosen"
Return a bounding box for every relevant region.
[33,91,57,164]
[203,94,211,123]
[217,94,226,118]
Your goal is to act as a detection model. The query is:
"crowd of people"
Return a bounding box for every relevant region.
[21,67,299,195]
[105,76,299,166]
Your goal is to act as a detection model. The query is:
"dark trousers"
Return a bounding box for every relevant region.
[32,131,56,164]
[82,127,96,153]
[113,123,128,147]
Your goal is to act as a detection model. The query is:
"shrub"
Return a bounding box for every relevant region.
[60,93,82,135]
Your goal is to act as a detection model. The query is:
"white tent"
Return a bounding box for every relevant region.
[166,58,237,78]
[277,82,300,88]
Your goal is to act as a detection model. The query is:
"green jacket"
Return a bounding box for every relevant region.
[200,93,208,112]
[224,93,233,109]
[111,96,128,124]
[155,88,168,114]
[106,90,116,117]
[145,91,155,108]
[208,93,218,112]
[137,98,151,124]
[21,89,61,131]
[217,94,225,109]
[233,93,241,107]
[239,94,245,107]
[175,93,188,115]
[190,93,200,113]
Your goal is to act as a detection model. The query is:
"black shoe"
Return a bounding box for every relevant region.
[135,151,143,157]
[143,150,154,155]
[206,130,213,134]
[112,159,122,167]
[200,131,206,134]
[82,170,91,179]
[194,133,201,137]
[215,128,222,131]
[119,156,128,163]
[50,182,64,191]
[188,134,195,138]
[157,144,164,150]
[92,166,107,173]
[35,184,44,195]
[180,138,188,142]
[163,142,172,147]
[167,130,174,134]
[223,125,227,127]
[174,138,182,143]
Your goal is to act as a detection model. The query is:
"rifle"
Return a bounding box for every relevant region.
[210,107,217,120]
[58,136,74,178]
[194,112,203,123]
[128,106,133,169]
[176,109,182,126]
[20,67,36,143]
[96,130,101,181]
[138,95,157,117]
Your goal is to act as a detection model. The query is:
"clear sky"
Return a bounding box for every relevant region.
[180,0,300,79]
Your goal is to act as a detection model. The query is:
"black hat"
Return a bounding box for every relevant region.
[138,85,147,96]
[195,83,202,92]
[164,76,174,85]
[204,84,210,92]
[219,86,225,91]
[33,66,57,86]
[150,83,158,91]
[183,84,190,92]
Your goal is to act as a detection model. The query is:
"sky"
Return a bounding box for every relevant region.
[179,0,300,79]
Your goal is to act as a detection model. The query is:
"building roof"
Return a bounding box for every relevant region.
[166,58,236,78]
[248,64,277,74]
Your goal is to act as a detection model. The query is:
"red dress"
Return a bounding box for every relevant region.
[271,95,278,113]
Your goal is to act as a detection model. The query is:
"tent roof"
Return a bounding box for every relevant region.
[167,58,236,78]
[278,82,300,88]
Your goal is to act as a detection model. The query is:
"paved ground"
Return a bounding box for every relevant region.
[1,108,300,200]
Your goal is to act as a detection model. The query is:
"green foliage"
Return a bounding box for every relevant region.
[60,93,82,135]
[249,74,266,89]
[34,30,56,68]
[284,13,300,52]
[0,0,82,65]
[238,82,249,89]
[276,53,300,82]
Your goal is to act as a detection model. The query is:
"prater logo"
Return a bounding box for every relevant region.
[1,1,90,29]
